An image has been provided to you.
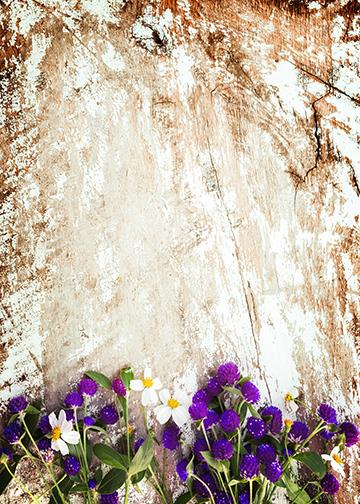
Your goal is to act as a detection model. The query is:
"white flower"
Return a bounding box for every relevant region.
[130,367,162,406]
[154,389,190,427]
[322,446,345,477]
[49,410,80,456]
[284,390,299,414]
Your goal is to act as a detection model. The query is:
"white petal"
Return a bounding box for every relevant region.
[142,387,158,406]
[61,419,73,433]
[144,367,152,379]
[172,406,190,427]
[152,377,162,390]
[322,455,331,461]
[51,439,60,451]
[57,438,69,456]
[49,412,58,428]
[159,389,171,405]
[62,431,80,445]
[130,380,144,391]
[155,406,172,424]
[174,390,190,406]
[331,446,340,456]
[58,410,67,429]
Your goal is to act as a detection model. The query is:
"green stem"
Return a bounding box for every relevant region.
[124,478,130,504]
[224,470,237,504]
[192,474,216,504]
[249,479,253,504]
[148,465,167,504]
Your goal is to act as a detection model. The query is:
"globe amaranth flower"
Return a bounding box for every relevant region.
[321,473,340,495]
[78,378,97,396]
[239,454,259,479]
[65,410,74,421]
[192,389,211,405]
[64,391,83,408]
[214,491,232,504]
[339,421,359,447]
[134,438,144,453]
[0,447,12,463]
[264,460,283,482]
[238,490,250,504]
[162,424,180,450]
[256,443,276,464]
[220,409,240,433]
[261,406,282,434]
[241,381,260,404]
[194,437,209,461]
[206,376,222,397]
[88,479,97,490]
[217,362,240,386]
[212,439,234,460]
[318,404,337,425]
[320,429,335,441]
[130,367,162,406]
[63,455,81,476]
[3,422,23,444]
[38,415,51,435]
[112,378,126,397]
[83,416,95,427]
[288,421,309,444]
[99,404,119,425]
[189,401,208,421]
[204,410,220,430]
[49,410,80,455]
[194,472,217,498]
[37,438,51,451]
[155,389,190,427]
[281,447,294,458]
[100,491,119,504]
[246,417,267,439]
[176,459,189,482]
[7,396,27,414]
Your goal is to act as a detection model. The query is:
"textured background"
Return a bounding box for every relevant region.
[0,0,359,502]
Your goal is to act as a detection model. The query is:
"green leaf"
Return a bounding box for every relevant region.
[22,410,40,448]
[128,434,153,477]
[228,479,242,486]
[201,451,225,472]
[98,468,127,494]
[69,483,89,493]
[174,491,193,504]
[131,470,146,485]
[239,402,248,423]
[93,444,128,470]
[293,452,326,479]
[94,467,103,483]
[85,370,112,390]
[239,376,251,385]
[120,367,134,390]
[248,404,261,418]
[24,405,41,415]
[223,386,242,396]
[283,476,311,504]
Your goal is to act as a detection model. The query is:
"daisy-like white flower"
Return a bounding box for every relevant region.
[49,410,80,456]
[322,446,345,477]
[154,389,190,427]
[130,368,162,406]
[284,390,299,414]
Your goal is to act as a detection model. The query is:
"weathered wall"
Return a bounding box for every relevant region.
[0,0,359,502]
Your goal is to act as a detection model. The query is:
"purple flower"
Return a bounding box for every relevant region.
[134,438,144,453]
[207,377,222,397]
[37,438,51,451]
[64,391,83,408]
[288,421,309,443]
[238,490,250,504]
[194,472,217,497]
[256,443,276,464]
[100,492,119,504]
[38,415,51,435]
[339,421,359,447]
[83,416,95,427]
[264,460,283,482]
[99,404,119,425]
[112,378,126,397]
[318,404,337,425]
[246,417,267,439]
[281,447,294,457]
[212,439,234,460]
[261,406,282,434]
[241,382,260,404]
[78,378,97,396]
[194,437,208,461]
[63,455,81,476]
[204,410,220,430]
[162,424,180,450]
[215,491,232,504]
[189,401,208,420]
[8,396,28,414]
[0,447,12,462]
[193,389,211,404]
[3,422,22,444]
[321,473,339,495]
[217,362,240,386]
[220,409,240,433]
[320,429,335,441]
[65,409,74,421]
[239,454,259,479]
[176,459,189,482]
[88,479,97,490]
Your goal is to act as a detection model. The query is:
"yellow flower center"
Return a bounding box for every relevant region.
[332,453,343,464]
[51,426,61,441]
[284,419,293,429]
[142,378,153,388]
[285,393,293,402]
[127,425,134,434]
[168,398,180,409]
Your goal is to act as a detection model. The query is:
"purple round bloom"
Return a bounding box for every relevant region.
[217,362,240,386]
[64,391,83,408]
[212,439,234,460]
[3,422,22,444]
[112,378,126,397]
[8,396,28,414]
[78,378,97,396]
[207,376,222,397]
[134,438,144,453]
[162,424,180,450]
[194,437,209,461]
[194,472,217,498]
[99,404,118,425]
[281,447,294,457]
[321,473,339,495]
[288,421,309,443]
[238,490,250,504]
[88,479,97,490]
[63,455,81,476]
[220,409,240,433]
[37,438,51,451]
[264,460,283,482]
[204,410,220,430]
[318,404,337,425]
[176,459,189,482]
[239,454,259,479]
[261,406,282,434]
[241,382,260,404]
[0,447,12,461]
[65,409,74,421]
[320,429,335,441]
[100,492,119,504]
[246,417,267,439]
[189,401,208,420]
[256,443,276,464]
[83,416,95,427]
[38,415,51,435]
[193,389,211,404]
[215,491,232,504]
[339,421,359,447]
